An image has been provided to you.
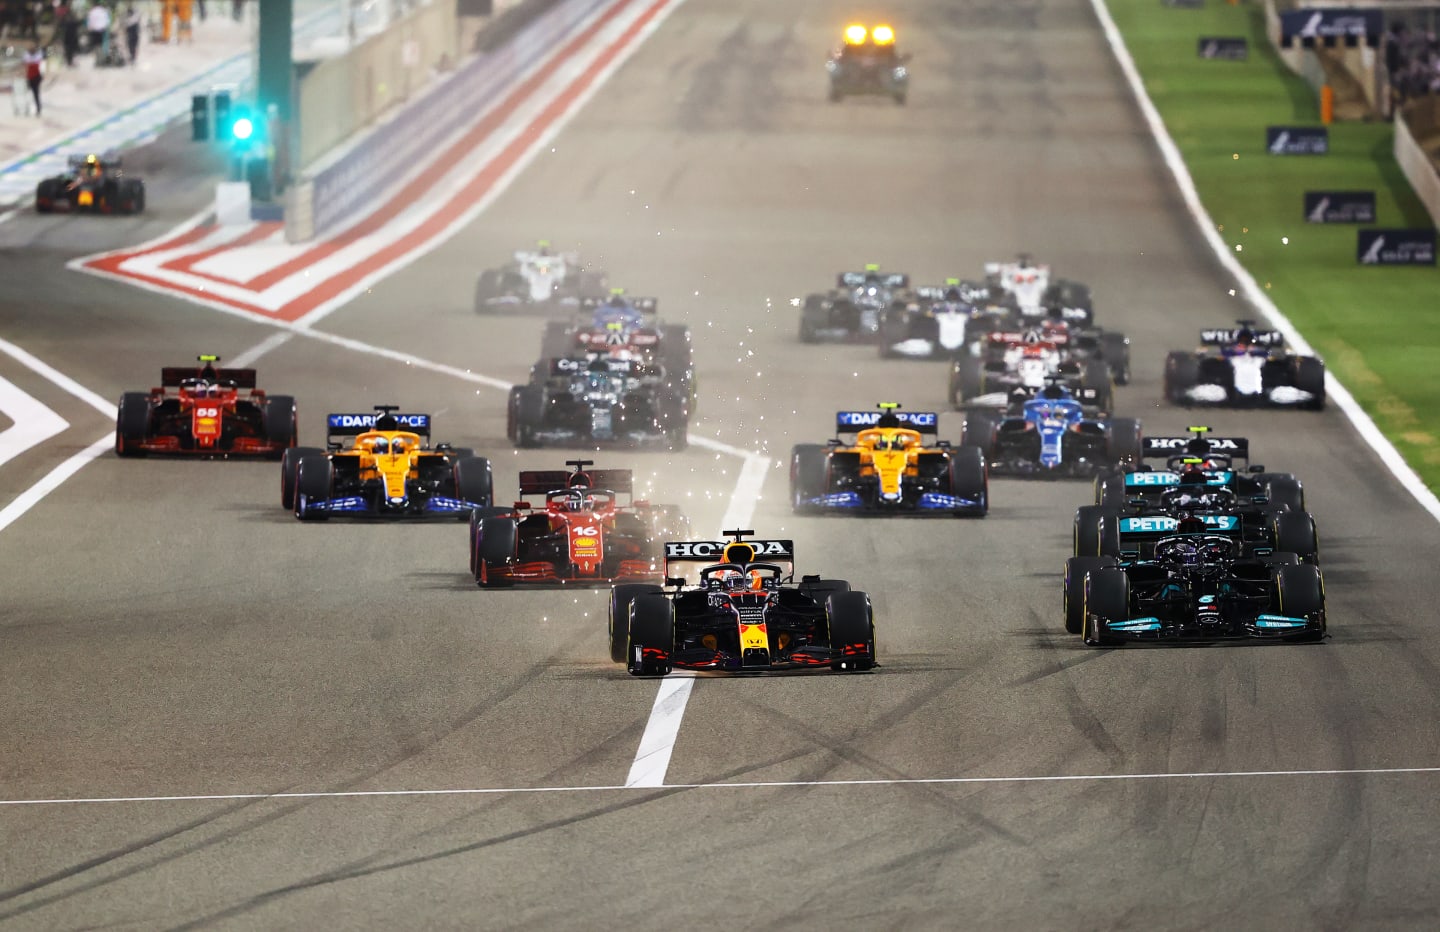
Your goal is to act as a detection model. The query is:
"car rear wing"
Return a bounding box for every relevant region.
[1010,384,1105,406]
[574,329,660,348]
[1141,435,1249,463]
[913,281,992,303]
[549,356,642,377]
[663,538,796,587]
[68,153,120,169]
[1115,514,1243,546]
[1017,304,1093,326]
[518,468,634,496]
[161,366,257,389]
[1199,328,1284,346]
[325,412,431,438]
[578,296,658,313]
[835,410,938,434]
[838,271,909,288]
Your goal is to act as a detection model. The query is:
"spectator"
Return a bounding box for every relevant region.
[60,4,80,66]
[122,2,139,64]
[22,40,42,115]
[86,0,110,58]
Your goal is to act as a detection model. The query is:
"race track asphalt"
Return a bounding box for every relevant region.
[2,0,1439,927]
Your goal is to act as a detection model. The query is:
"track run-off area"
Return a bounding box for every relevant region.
[2,0,1439,926]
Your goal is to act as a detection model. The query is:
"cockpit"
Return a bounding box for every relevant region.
[359,432,421,456]
[701,562,785,593]
[858,428,920,452]
[1154,534,1237,578]
[547,488,616,513]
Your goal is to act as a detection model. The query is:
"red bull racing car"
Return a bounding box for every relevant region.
[470,460,690,587]
[115,355,296,458]
[608,530,877,675]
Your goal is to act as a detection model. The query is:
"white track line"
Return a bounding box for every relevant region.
[0,374,68,469]
[6,764,1440,807]
[625,437,770,788]
[229,331,294,368]
[0,337,117,418]
[0,433,113,535]
[1091,0,1440,523]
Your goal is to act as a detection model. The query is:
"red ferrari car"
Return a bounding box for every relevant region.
[470,460,689,587]
[115,355,297,458]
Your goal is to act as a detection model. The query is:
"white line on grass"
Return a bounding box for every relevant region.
[6,764,1440,807]
[1090,0,1440,523]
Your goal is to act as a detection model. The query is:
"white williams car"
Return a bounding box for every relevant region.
[1164,321,1325,409]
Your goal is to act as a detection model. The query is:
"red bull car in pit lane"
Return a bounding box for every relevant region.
[608,531,877,676]
[470,460,689,587]
[115,355,296,458]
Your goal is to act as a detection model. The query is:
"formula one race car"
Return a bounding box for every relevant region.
[1076,428,1317,564]
[35,153,145,214]
[474,240,607,312]
[984,255,1091,316]
[1164,320,1325,409]
[608,530,877,675]
[949,325,1115,412]
[469,459,689,587]
[960,382,1141,478]
[115,355,296,458]
[826,23,909,104]
[507,354,690,449]
[280,406,492,520]
[1063,535,1326,646]
[799,265,911,343]
[541,292,694,400]
[877,279,1000,359]
[790,404,987,515]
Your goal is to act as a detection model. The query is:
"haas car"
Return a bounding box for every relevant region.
[950,324,1115,412]
[609,531,877,675]
[961,382,1141,478]
[469,460,689,587]
[115,355,296,458]
[280,407,493,520]
[36,152,145,215]
[826,23,909,104]
[791,404,987,515]
[1164,320,1325,409]
[507,354,691,449]
[474,240,607,312]
[799,265,911,343]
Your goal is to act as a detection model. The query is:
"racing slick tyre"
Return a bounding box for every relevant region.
[1273,510,1319,564]
[610,584,664,663]
[540,321,572,358]
[280,446,325,509]
[1074,505,1121,558]
[454,456,494,512]
[1275,563,1326,642]
[790,443,830,512]
[468,506,515,577]
[960,411,996,456]
[114,391,151,457]
[798,577,850,605]
[947,446,988,517]
[1080,362,1113,412]
[1064,556,1120,634]
[474,516,518,588]
[1293,356,1326,410]
[825,591,876,671]
[1164,352,1200,405]
[473,269,502,312]
[263,395,298,452]
[1082,568,1129,647]
[117,179,144,215]
[1105,417,1143,467]
[507,385,544,448]
[35,178,61,213]
[799,295,827,343]
[1262,474,1304,512]
[626,594,675,676]
[950,355,985,409]
[293,455,334,521]
[1094,474,1128,507]
[1101,331,1131,385]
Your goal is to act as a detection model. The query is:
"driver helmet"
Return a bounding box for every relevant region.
[391,438,407,455]
[563,491,594,512]
[1175,510,1207,535]
[1039,383,1067,400]
[372,436,391,455]
[713,568,747,591]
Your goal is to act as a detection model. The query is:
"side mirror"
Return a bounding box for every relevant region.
[1249,464,1265,473]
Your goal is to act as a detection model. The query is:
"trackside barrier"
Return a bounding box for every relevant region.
[287,0,612,243]
[1395,99,1440,228]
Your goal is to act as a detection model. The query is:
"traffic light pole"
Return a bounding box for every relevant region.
[257,0,293,198]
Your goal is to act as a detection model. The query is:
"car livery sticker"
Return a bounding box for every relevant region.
[1119,514,1239,533]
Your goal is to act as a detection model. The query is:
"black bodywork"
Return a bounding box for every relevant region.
[799,270,911,343]
[36,154,145,214]
[507,355,690,449]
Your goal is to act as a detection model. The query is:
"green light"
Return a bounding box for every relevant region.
[232,117,254,141]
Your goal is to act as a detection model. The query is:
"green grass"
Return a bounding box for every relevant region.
[1108,0,1440,491]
